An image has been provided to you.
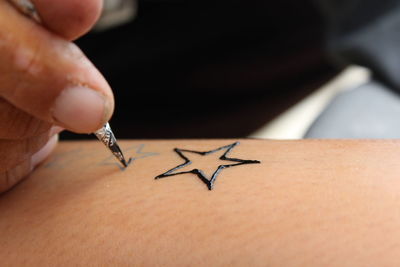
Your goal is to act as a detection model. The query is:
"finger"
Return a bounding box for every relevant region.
[0,158,31,194]
[0,1,114,134]
[32,0,103,40]
[31,133,59,168]
[0,134,57,193]
[0,98,51,140]
[0,132,50,173]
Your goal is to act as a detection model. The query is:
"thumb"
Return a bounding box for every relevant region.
[32,0,103,40]
[0,1,114,134]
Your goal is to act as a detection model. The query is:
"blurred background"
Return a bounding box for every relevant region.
[62,0,400,140]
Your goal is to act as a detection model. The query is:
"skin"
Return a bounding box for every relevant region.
[0,0,114,193]
[1,139,400,266]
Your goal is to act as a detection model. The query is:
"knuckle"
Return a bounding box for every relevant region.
[21,134,49,157]
[12,35,42,78]
[0,98,51,139]
[0,159,31,194]
[0,31,44,109]
[0,134,49,172]
[0,140,23,171]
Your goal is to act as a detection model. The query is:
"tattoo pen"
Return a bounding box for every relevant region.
[8,0,130,168]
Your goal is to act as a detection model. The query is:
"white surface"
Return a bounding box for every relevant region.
[250,66,371,139]
[94,0,137,31]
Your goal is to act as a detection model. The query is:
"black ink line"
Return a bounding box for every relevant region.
[99,144,159,171]
[156,142,261,190]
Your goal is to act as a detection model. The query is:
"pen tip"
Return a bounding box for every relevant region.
[122,160,128,168]
[121,157,131,168]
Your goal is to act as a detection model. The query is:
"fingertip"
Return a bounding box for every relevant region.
[52,86,114,134]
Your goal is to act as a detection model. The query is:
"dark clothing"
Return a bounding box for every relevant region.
[67,0,400,139]
[70,0,334,139]
[303,0,400,139]
[316,0,400,91]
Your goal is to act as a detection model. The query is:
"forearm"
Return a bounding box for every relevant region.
[1,140,400,266]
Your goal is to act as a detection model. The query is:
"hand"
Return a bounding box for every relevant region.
[0,0,114,193]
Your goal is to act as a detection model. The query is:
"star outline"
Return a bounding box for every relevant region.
[156,142,261,190]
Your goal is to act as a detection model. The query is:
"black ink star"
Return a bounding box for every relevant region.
[99,144,159,171]
[156,142,261,190]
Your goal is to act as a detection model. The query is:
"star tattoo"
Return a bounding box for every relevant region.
[156,142,261,190]
[99,144,159,170]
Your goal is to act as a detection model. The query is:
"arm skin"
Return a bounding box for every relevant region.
[1,139,400,266]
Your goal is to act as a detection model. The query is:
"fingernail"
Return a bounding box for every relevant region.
[53,86,111,133]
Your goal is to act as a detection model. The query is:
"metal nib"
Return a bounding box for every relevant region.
[8,0,42,23]
[94,123,129,168]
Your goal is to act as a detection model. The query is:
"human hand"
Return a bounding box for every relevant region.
[0,0,114,193]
